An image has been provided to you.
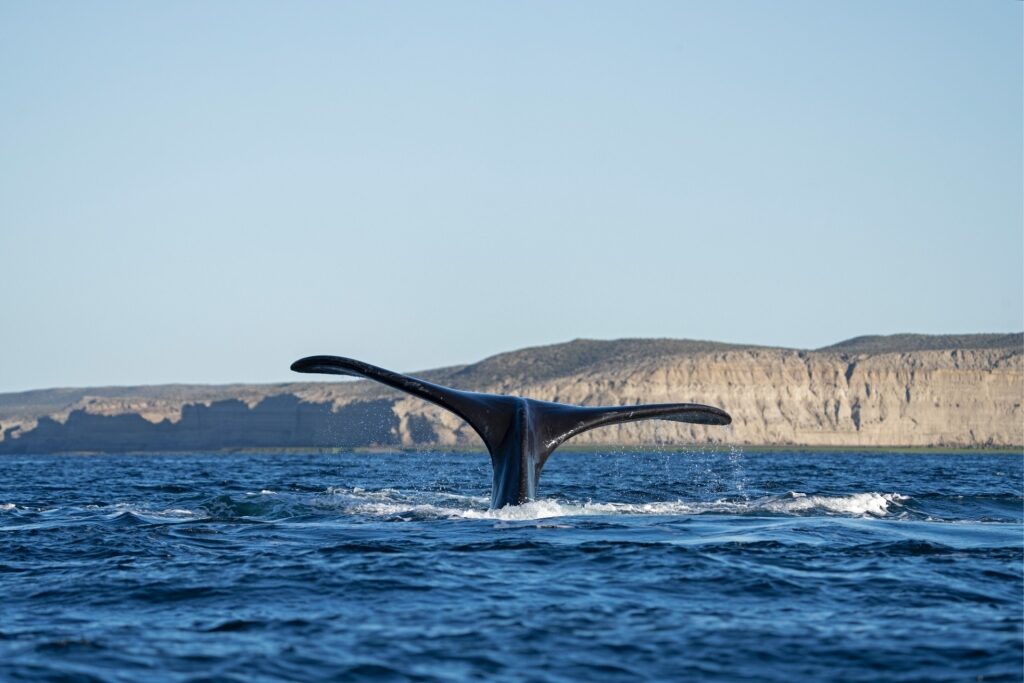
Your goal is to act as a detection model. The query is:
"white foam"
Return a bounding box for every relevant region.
[761,491,908,517]
[328,486,406,500]
[341,498,692,521]
[161,508,200,517]
[0,503,15,511]
[324,487,908,521]
[458,499,704,520]
[100,502,204,520]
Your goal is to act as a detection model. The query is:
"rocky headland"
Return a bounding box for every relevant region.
[1,333,1020,453]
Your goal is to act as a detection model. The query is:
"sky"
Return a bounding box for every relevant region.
[1,1,1021,392]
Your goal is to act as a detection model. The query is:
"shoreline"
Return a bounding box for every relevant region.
[4,445,1022,457]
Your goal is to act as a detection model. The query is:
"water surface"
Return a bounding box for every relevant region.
[1,450,1021,682]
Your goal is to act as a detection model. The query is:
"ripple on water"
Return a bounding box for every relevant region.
[0,450,1019,683]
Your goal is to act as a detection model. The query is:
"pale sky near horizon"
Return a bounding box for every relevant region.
[1,1,1021,393]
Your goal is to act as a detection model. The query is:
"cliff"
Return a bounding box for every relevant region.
[1,334,1020,453]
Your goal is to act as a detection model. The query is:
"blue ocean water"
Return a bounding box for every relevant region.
[1,450,1021,682]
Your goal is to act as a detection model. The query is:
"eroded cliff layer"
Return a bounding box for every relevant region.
[1,334,1020,452]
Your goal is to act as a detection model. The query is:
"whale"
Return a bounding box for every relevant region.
[291,355,732,508]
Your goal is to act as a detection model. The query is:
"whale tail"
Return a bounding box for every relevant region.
[291,355,731,508]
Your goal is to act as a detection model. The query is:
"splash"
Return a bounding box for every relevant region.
[322,487,909,521]
[762,491,908,517]
[4,488,910,526]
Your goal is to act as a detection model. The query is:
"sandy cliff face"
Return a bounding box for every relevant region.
[389,348,1023,448]
[1,341,1020,451]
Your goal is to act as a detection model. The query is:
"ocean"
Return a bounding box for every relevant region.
[1,450,1021,682]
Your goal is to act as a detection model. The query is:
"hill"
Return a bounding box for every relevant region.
[1,333,1021,452]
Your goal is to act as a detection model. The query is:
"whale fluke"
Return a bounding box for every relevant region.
[291,355,731,508]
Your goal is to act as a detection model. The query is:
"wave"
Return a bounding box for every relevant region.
[6,488,989,526]
[323,487,910,521]
[102,503,205,523]
[760,491,908,516]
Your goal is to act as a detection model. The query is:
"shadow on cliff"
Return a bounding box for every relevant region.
[0,395,399,454]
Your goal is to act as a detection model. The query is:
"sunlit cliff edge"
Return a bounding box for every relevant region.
[1,334,1021,453]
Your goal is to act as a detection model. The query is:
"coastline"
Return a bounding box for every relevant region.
[5,445,1021,457]
[3,335,1021,454]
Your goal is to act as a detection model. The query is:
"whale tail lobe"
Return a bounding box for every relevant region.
[291,355,731,508]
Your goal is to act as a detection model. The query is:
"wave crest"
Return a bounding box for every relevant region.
[323,487,909,521]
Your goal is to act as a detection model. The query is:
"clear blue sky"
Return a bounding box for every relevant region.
[1,1,1021,392]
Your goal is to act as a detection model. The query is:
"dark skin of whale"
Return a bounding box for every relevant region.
[291,356,732,509]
